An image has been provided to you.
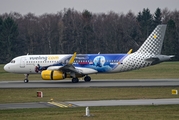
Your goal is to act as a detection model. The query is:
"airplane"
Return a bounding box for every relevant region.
[4,25,174,83]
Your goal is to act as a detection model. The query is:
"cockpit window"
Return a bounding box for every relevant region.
[10,60,15,63]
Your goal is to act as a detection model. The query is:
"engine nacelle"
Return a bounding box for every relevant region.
[41,70,65,80]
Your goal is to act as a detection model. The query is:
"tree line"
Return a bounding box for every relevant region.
[0,8,179,63]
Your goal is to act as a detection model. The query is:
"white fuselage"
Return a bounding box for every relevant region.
[4,55,67,74]
[4,53,153,74]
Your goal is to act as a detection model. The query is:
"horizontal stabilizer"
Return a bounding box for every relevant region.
[145,55,175,62]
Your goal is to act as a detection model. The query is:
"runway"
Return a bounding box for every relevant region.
[0,79,179,88]
[1,98,179,109]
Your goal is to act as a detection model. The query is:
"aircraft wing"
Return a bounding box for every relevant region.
[47,52,97,77]
[47,52,79,73]
[47,66,97,74]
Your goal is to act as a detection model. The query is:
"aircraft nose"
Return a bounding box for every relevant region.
[4,64,10,72]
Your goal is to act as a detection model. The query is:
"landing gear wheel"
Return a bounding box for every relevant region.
[72,78,79,83]
[24,74,29,83]
[84,76,91,82]
[24,79,29,83]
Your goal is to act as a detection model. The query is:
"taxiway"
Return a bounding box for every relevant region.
[1,98,179,109]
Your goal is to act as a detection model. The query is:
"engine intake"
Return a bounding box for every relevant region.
[41,70,65,80]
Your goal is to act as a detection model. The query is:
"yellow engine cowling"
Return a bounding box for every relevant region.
[41,70,65,80]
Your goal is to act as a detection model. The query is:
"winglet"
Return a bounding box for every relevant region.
[127,49,133,54]
[69,52,77,64]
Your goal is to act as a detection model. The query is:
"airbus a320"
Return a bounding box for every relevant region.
[4,25,174,83]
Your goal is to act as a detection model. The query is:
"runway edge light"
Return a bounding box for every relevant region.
[172,89,178,95]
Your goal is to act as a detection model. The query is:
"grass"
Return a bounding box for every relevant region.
[0,105,179,120]
[0,87,179,103]
[0,62,179,81]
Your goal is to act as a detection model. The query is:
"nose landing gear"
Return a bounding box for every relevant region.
[24,74,29,83]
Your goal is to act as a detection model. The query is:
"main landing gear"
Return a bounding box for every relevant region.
[24,74,29,83]
[71,75,91,83]
[84,76,91,82]
[72,78,79,83]
[23,74,91,83]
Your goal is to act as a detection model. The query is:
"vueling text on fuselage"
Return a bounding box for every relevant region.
[29,56,59,61]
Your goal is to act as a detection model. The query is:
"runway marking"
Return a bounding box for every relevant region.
[48,102,69,108]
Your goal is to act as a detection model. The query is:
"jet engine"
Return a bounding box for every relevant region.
[41,70,65,80]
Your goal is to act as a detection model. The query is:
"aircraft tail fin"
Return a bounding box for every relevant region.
[136,25,167,55]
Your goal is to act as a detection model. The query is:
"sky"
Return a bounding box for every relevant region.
[0,0,179,15]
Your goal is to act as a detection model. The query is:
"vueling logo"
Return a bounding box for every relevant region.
[153,34,157,39]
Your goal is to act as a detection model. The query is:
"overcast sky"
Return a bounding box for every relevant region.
[0,0,179,15]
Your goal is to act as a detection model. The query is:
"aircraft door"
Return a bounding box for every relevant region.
[20,57,26,68]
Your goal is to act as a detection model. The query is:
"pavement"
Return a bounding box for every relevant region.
[1,98,179,110]
[1,79,179,88]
